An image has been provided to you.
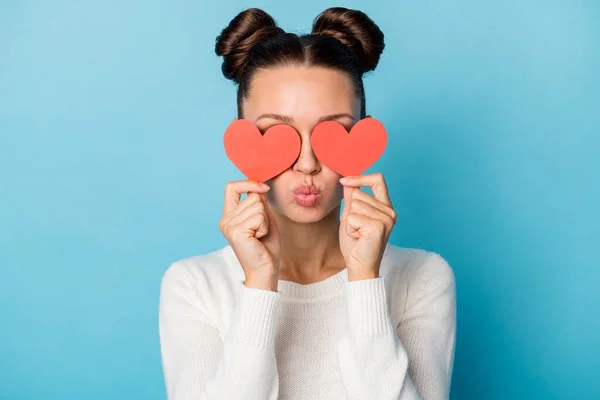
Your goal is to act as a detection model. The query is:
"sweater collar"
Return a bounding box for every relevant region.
[276,267,348,300]
[222,243,391,301]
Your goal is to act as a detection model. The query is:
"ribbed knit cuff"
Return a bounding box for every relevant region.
[228,280,281,349]
[345,277,394,337]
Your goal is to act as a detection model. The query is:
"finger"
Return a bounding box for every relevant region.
[348,199,395,228]
[227,200,267,230]
[258,193,277,228]
[346,213,387,239]
[227,193,273,228]
[350,188,397,222]
[340,185,356,222]
[223,180,270,216]
[229,207,269,240]
[221,193,262,230]
[228,192,261,220]
[339,173,392,208]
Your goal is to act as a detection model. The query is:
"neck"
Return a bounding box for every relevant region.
[273,204,346,284]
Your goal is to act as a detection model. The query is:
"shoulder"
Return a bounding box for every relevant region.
[380,244,456,316]
[161,245,243,288]
[379,244,429,274]
[159,245,244,331]
[381,243,454,283]
[160,245,244,309]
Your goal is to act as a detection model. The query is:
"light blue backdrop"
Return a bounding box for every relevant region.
[1,1,598,399]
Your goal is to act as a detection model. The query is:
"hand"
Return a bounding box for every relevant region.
[338,173,397,280]
[219,180,280,290]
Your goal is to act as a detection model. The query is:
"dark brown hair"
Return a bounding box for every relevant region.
[214,7,385,118]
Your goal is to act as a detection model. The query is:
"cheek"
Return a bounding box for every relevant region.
[264,175,289,206]
[330,184,344,207]
[321,163,342,178]
[321,167,343,196]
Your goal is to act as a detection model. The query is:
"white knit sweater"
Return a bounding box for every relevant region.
[159,243,456,400]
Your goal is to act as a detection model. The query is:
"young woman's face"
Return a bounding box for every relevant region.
[242,66,361,224]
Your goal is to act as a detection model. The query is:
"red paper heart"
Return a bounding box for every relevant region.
[223,119,301,182]
[310,118,388,176]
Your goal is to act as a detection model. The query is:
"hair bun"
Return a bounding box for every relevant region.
[312,7,385,74]
[215,8,284,83]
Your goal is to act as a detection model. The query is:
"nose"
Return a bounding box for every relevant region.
[293,134,321,175]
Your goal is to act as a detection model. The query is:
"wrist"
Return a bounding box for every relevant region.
[244,274,278,292]
[347,270,379,282]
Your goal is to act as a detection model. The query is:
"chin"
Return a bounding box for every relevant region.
[285,208,328,223]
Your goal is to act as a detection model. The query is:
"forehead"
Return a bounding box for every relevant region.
[242,66,360,121]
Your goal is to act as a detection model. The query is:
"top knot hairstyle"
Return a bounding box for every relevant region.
[215,7,385,118]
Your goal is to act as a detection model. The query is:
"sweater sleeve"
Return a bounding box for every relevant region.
[159,262,281,400]
[336,253,456,400]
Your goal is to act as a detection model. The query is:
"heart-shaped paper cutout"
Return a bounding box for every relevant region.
[310,117,388,176]
[224,119,301,182]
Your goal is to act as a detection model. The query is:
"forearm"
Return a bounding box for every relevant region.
[161,276,282,400]
[337,277,422,400]
[205,281,281,399]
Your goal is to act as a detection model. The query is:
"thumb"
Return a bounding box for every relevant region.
[259,193,278,233]
[340,185,354,222]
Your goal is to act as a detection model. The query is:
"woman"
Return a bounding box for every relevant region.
[159,7,456,400]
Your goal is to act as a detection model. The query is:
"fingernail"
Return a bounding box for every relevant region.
[259,182,270,190]
[339,177,350,184]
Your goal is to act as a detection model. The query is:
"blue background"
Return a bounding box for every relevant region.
[1,1,598,399]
